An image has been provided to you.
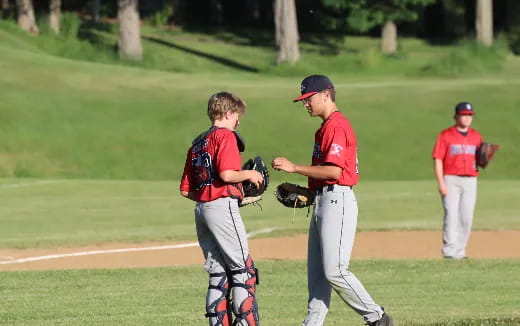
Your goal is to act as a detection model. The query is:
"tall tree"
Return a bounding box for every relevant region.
[16,0,39,35]
[323,0,434,54]
[274,0,300,64]
[1,0,10,18]
[49,0,60,34]
[475,0,493,46]
[118,0,142,61]
[92,0,100,22]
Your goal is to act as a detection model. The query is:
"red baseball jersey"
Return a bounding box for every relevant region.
[180,127,243,202]
[309,111,359,189]
[432,126,483,177]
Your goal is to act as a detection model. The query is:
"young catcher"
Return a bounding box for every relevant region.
[432,102,483,260]
[272,75,392,326]
[180,91,263,326]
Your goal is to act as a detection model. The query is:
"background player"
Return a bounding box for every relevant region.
[432,102,483,259]
[271,75,392,326]
[180,91,263,326]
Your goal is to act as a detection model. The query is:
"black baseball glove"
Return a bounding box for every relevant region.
[240,156,269,206]
[476,142,499,168]
[274,182,315,208]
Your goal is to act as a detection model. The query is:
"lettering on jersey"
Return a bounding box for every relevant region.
[330,143,343,157]
[192,138,215,191]
[449,144,477,156]
[313,143,323,159]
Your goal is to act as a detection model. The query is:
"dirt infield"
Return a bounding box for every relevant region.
[1,230,519,271]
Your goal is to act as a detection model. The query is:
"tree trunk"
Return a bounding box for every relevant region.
[92,0,100,22]
[381,20,397,54]
[274,0,300,64]
[1,0,10,18]
[16,0,39,35]
[49,0,61,34]
[476,0,493,46]
[118,0,142,61]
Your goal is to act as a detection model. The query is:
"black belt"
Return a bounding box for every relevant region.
[315,184,352,195]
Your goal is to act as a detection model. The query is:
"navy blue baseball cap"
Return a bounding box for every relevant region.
[454,102,475,115]
[293,75,334,102]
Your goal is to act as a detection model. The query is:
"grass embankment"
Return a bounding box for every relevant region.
[1,26,519,180]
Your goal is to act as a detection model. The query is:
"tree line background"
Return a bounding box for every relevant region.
[2,0,519,64]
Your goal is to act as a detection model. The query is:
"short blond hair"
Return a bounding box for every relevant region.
[207,92,246,122]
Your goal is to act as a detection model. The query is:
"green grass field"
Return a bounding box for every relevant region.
[0,178,519,248]
[0,260,519,325]
[1,21,520,181]
[1,18,520,326]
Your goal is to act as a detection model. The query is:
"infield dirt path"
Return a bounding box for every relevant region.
[0,230,519,271]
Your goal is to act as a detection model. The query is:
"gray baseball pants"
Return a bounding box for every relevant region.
[303,185,384,326]
[442,175,478,259]
[195,197,257,326]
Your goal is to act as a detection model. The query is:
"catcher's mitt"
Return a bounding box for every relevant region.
[240,156,269,207]
[476,142,499,168]
[275,182,315,208]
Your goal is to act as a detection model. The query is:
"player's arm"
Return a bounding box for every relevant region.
[271,157,342,181]
[179,147,194,200]
[432,134,448,197]
[180,190,197,200]
[433,158,447,196]
[220,169,263,188]
[215,131,263,188]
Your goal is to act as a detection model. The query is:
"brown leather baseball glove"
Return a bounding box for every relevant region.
[476,142,499,168]
[274,182,315,208]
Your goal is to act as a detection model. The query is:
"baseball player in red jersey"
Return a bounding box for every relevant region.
[180,92,264,326]
[272,75,392,326]
[432,102,482,260]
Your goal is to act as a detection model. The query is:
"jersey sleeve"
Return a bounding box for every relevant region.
[215,130,242,173]
[180,147,193,192]
[432,133,446,160]
[321,127,348,167]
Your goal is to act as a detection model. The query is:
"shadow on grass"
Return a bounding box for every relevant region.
[78,21,118,53]
[142,35,259,73]
[183,26,354,56]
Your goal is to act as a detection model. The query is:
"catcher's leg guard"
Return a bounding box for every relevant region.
[230,256,260,326]
[205,272,233,326]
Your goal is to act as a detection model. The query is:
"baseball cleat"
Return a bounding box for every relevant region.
[367,313,393,326]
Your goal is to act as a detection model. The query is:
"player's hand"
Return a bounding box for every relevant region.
[271,157,297,173]
[438,184,448,197]
[247,170,264,189]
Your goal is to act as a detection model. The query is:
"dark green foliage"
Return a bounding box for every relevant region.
[146,4,174,27]
[59,12,83,39]
[323,0,435,32]
[509,31,520,55]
